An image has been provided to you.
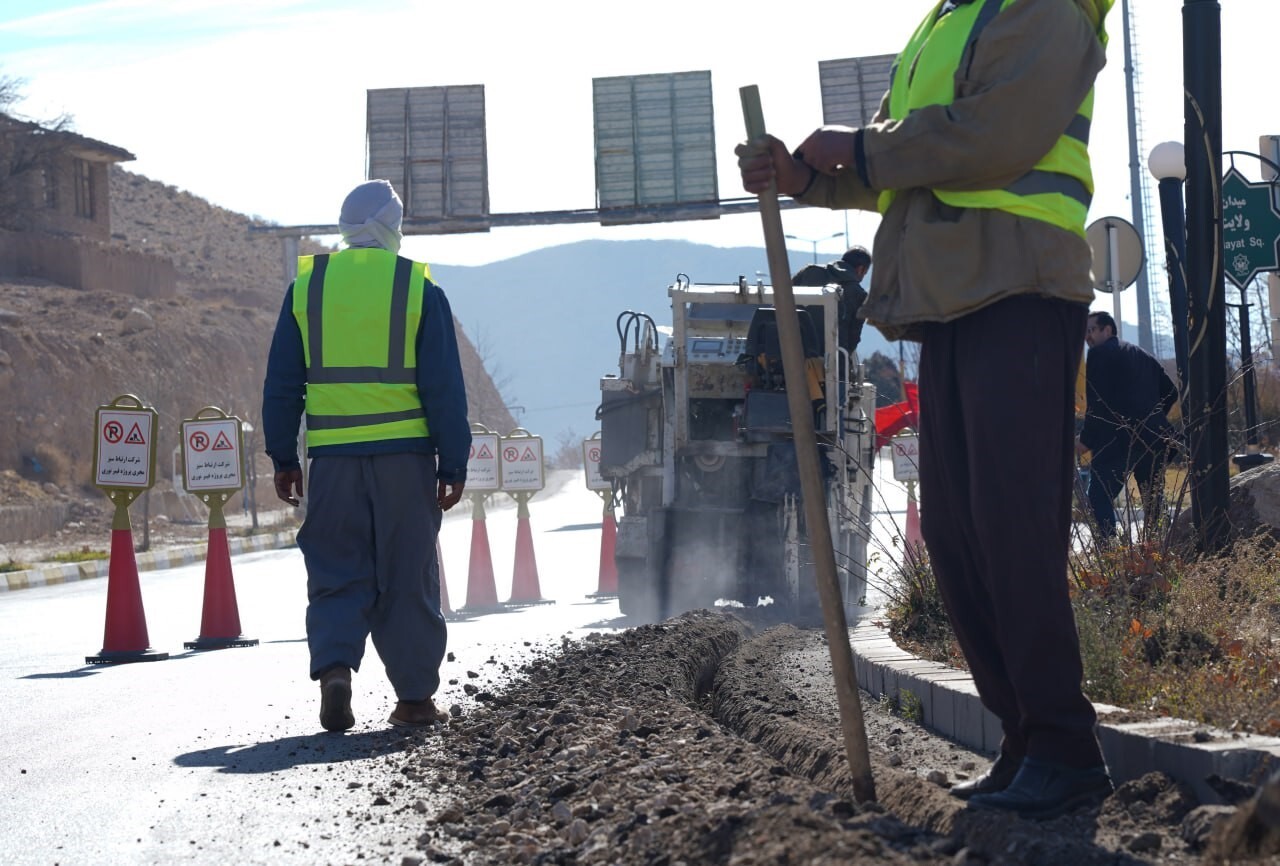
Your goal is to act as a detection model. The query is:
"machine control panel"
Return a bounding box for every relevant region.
[686,337,747,362]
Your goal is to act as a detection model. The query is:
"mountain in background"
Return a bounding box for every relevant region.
[431,239,898,441]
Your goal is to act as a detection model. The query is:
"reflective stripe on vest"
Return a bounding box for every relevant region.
[877,0,1112,239]
[293,248,430,448]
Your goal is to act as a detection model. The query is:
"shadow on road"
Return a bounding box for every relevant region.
[173,729,424,773]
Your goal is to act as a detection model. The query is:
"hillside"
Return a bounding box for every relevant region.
[0,168,513,542]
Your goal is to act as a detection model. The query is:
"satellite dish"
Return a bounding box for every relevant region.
[1086,216,1144,293]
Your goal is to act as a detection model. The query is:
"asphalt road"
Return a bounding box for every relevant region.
[1,464,911,865]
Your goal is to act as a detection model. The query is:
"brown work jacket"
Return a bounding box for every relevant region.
[797,0,1108,342]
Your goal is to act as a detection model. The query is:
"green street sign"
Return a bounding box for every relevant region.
[1222,166,1280,288]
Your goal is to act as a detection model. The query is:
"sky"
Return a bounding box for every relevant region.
[1,0,1277,340]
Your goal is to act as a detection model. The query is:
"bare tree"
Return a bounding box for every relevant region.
[0,72,76,231]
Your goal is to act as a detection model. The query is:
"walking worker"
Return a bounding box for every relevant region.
[1078,310,1179,539]
[262,179,471,732]
[737,0,1115,819]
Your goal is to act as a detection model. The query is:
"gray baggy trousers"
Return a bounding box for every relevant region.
[297,452,446,701]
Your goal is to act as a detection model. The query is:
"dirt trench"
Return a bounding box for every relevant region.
[379,611,1265,865]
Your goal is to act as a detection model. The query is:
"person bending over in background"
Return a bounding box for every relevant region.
[1077,310,1178,540]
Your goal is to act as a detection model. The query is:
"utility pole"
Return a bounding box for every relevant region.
[1122,0,1155,353]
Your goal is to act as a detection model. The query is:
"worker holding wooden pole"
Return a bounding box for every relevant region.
[739,86,877,806]
[736,0,1116,822]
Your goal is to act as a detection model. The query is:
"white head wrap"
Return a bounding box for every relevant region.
[339,179,403,253]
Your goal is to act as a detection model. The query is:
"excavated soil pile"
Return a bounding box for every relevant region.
[369,611,1261,865]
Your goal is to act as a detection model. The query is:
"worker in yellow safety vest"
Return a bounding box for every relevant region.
[263,179,471,732]
[737,0,1114,819]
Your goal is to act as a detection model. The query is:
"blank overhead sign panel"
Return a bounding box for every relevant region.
[366,85,490,231]
[593,71,718,224]
[818,54,897,128]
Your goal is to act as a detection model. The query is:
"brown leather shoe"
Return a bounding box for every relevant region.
[318,666,354,732]
[388,698,449,727]
[950,751,1022,800]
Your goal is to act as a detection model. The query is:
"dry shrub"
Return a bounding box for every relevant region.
[1073,535,1280,732]
[886,507,1280,731]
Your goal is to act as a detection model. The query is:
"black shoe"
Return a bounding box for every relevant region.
[969,757,1113,820]
[950,751,1023,800]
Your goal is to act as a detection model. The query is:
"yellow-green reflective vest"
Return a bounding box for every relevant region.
[878,0,1113,239]
[292,248,433,448]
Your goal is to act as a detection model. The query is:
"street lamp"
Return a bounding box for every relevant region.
[784,231,843,265]
[1148,141,1190,412]
[1183,0,1230,551]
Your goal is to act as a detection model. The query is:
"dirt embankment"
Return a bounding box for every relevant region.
[0,167,513,542]
[359,610,1265,865]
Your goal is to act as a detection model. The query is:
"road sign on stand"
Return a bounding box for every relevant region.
[500,430,546,492]
[582,434,610,492]
[181,413,244,495]
[95,397,158,492]
[1222,166,1280,289]
[890,434,919,483]
[466,431,501,492]
[500,428,551,607]
[179,407,257,651]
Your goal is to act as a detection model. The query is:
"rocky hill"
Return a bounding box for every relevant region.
[0,167,513,541]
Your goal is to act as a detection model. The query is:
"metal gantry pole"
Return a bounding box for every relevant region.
[1183,0,1230,550]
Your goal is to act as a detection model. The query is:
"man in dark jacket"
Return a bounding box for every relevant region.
[792,245,870,358]
[1077,311,1178,539]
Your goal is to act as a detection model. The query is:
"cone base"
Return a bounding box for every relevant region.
[586,591,619,600]
[502,598,555,609]
[86,648,169,665]
[457,603,510,616]
[184,636,259,651]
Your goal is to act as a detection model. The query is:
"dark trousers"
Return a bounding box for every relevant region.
[1086,441,1166,539]
[298,453,447,701]
[917,295,1102,768]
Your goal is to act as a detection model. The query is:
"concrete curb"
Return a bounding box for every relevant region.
[850,619,1280,805]
[1,529,298,593]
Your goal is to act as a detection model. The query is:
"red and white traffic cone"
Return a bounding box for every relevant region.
[87,497,168,664]
[185,518,258,650]
[460,494,503,613]
[905,481,925,563]
[436,539,454,618]
[505,492,552,607]
[588,500,618,599]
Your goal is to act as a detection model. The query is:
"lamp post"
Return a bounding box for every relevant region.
[785,231,843,265]
[1183,0,1230,551]
[1229,282,1273,470]
[1148,141,1190,412]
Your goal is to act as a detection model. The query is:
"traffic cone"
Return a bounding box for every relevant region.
[460,494,502,613]
[185,523,258,650]
[505,493,552,607]
[436,539,454,617]
[905,484,925,563]
[86,512,169,664]
[588,503,618,599]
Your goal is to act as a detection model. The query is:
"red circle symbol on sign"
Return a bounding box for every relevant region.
[503,447,518,462]
[189,431,210,452]
[103,420,124,443]
[588,447,600,463]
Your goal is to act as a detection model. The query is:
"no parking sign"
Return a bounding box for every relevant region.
[582,434,610,491]
[94,394,158,491]
[466,431,501,491]
[891,434,920,483]
[181,408,244,494]
[500,429,545,492]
